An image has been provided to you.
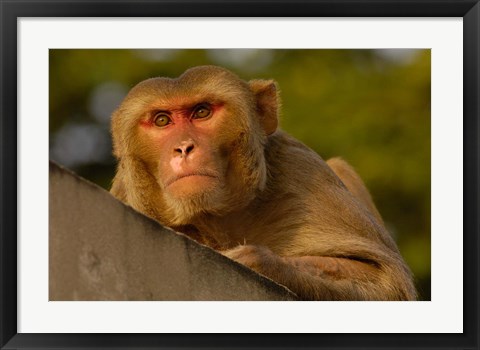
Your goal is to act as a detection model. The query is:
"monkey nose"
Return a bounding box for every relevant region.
[174,140,195,158]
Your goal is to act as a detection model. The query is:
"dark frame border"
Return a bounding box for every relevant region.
[1,1,478,349]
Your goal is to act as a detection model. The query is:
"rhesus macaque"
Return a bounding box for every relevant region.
[110,65,417,301]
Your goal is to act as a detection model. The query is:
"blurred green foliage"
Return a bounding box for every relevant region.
[49,49,431,300]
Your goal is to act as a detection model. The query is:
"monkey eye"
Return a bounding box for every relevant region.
[192,104,212,119]
[153,113,171,127]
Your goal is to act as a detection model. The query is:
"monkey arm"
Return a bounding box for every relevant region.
[223,245,415,301]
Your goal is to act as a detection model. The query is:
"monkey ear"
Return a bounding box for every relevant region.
[249,79,279,135]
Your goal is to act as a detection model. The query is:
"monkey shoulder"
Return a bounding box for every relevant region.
[265,130,343,190]
[261,131,390,245]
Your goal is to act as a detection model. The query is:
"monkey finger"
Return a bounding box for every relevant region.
[222,244,275,271]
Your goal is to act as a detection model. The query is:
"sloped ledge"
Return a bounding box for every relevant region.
[49,161,297,301]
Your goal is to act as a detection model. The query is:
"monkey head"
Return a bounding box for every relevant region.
[111,66,279,226]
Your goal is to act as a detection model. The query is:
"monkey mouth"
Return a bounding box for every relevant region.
[165,173,218,187]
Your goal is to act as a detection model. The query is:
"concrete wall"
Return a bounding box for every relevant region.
[49,162,297,301]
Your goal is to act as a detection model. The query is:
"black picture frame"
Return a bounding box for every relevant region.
[1,1,479,349]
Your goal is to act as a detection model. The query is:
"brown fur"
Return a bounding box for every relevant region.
[110,65,417,301]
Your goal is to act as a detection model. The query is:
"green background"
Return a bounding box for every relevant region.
[49,49,431,300]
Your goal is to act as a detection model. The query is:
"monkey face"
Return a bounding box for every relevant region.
[111,66,278,225]
[139,100,236,211]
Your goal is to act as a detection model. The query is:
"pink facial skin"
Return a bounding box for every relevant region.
[139,103,224,129]
[138,102,226,196]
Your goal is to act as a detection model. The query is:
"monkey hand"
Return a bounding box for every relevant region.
[222,245,302,296]
[221,244,280,276]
